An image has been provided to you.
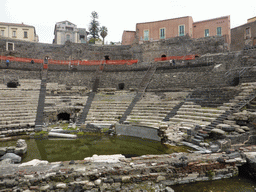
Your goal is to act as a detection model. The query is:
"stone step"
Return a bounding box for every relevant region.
[84,121,117,125]
[176,111,220,118]
[168,118,211,126]
[0,107,37,111]
[87,111,124,115]
[86,114,122,119]
[127,115,164,120]
[128,112,166,117]
[0,115,36,120]
[0,122,35,129]
[128,121,160,129]
[138,100,180,104]
[86,117,117,121]
[131,109,171,113]
[88,108,127,113]
[180,104,201,108]
[178,107,224,114]
[217,106,231,110]
[174,114,215,122]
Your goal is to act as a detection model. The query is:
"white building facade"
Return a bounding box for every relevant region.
[53,21,88,44]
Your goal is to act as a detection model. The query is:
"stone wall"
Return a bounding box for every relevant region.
[115,124,161,141]
[0,35,227,63]
[1,36,256,90]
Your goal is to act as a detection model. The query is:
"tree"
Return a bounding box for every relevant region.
[100,26,108,45]
[89,11,100,44]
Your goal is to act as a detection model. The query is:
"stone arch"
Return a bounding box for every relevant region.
[161,54,167,61]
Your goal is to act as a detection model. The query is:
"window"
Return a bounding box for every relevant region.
[66,27,73,31]
[160,28,165,39]
[1,30,4,36]
[205,29,209,37]
[179,25,185,36]
[24,31,28,38]
[245,27,251,39]
[12,31,16,37]
[144,30,149,41]
[217,27,222,36]
[6,42,14,51]
[66,34,70,41]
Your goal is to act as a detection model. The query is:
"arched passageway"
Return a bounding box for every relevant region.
[118,83,125,90]
[57,113,70,121]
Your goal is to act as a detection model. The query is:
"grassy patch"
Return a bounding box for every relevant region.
[34,131,48,136]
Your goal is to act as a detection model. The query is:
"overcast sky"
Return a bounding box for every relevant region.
[1,0,255,44]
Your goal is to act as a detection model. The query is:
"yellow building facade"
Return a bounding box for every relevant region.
[0,22,39,42]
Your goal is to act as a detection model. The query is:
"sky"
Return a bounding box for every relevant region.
[0,0,256,44]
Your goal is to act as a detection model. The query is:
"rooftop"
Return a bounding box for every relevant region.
[0,22,35,28]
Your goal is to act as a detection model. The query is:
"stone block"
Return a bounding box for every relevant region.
[211,128,226,135]
[0,147,7,156]
[235,128,245,133]
[56,183,67,189]
[6,146,15,153]
[122,176,131,183]
[156,175,166,182]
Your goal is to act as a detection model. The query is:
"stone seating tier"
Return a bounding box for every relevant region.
[168,118,212,126]
[0,106,37,111]
[176,111,220,118]
[178,107,225,114]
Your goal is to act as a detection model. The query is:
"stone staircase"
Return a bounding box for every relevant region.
[119,63,157,123]
[77,64,103,126]
[0,79,41,133]
[35,70,48,131]
[203,82,256,133]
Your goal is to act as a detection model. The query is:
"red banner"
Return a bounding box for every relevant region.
[0,56,138,66]
[154,54,198,62]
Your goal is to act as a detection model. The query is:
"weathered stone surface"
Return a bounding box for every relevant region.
[233,111,249,121]
[6,146,15,153]
[241,126,250,131]
[0,158,13,166]
[156,175,166,182]
[0,147,7,156]
[84,154,125,163]
[122,176,131,183]
[16,139,27,148]
[56,183,67,189]
[40,184,50,191]
[165,187,175,192]
[216,124,234,132]
[94,179,102,186]
[210,144,220,153]
[235,128,245,134]
[0,153,21,163]
[19,159,49,167]
[211,128,226,135]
